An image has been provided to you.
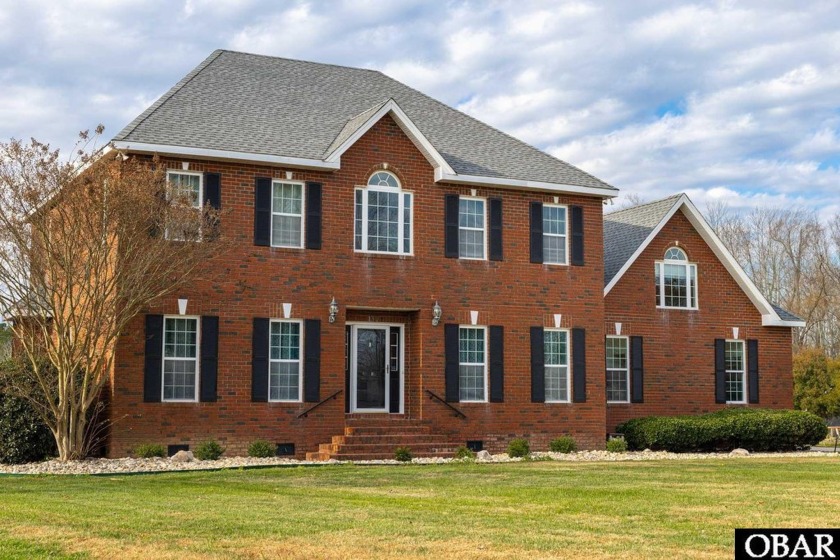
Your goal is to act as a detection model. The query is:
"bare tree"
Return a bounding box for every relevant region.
[0,129,229,460]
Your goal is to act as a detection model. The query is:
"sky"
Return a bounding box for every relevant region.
[1,0,838,217]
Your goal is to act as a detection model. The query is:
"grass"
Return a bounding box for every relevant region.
[0,458,838,559]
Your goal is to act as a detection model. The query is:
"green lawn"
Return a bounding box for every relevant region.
[0,458,838,559]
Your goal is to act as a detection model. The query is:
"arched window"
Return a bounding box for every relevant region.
[354,171,413,254]
[655,247,697,308]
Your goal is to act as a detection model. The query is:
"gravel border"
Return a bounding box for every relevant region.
[0,449,835,476]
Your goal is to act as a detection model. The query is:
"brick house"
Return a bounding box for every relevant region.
[105,50,802,459]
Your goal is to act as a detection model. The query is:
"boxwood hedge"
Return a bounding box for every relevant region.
[616,408,827,452]
[0,393,56,464]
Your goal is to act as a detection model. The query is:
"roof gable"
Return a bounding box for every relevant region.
[113,50,616,196]
[603,194,805,328]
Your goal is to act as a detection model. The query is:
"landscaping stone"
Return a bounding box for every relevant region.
[170,450,195,463]
[0,450,829,476]
[730,448,750,456]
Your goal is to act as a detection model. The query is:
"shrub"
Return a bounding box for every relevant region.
[606,438,627,453]
[394,446,412,462]
[194,440,225,461]
[617,408,828,453]
[133,443,165,458]
[549,436,577,454]
[507,438,530,458]
[454,445,476,460]
[0,393,56,464]
[248,440,275,458]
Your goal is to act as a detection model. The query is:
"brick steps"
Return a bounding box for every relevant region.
[306,417,459,461]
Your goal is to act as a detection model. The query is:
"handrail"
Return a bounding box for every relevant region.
[425,389,466,419]
[297,389,343,418]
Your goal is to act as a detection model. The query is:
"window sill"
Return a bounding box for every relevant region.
[545,400,572,404]
[268,400,303,404]
[161,399,199,404]
[459,399,488,404]
[656,306,699,311]
[355,251,414,259]
[269,245,305,250]
[607,400,631,405]
[726,401,748,405]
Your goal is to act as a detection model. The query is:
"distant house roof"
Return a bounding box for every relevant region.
[603,194,805,328]
[113,50,617,196]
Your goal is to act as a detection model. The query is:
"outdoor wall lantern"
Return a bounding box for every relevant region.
[328,297,339,324]
[432,301,442,326]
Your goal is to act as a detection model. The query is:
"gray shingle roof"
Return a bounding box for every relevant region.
[603,195,682,285]
[770,303,804,323]
[114,50,616,192]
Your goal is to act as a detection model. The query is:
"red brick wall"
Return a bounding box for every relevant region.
[109,115,607,457]
[605,209,794,431]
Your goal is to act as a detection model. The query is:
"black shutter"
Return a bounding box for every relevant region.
[530,326,545,403]
[444,324,460,402]
[489,198,503,261]
[143,315,164,402]
[200,316,219,402]
[630,336,644,403]
[571,205,584,266]
[747,339,759,404]
[572,328,586,403]
[254,177,272,246]
[489,326,504,402]
[345,325,351,413]
[304,319,321,403]
[714,339,726,404]
[251,318,269,402]
[444,194,459,258]
[204,172,221,209]
[305,182,322,249]
[530,202,543,263]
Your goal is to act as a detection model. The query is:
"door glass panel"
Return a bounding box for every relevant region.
[356,328,386,409]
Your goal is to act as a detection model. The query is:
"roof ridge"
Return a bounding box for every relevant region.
[215,49,382,74]
[114,50,225,141]
[605,193,684,218]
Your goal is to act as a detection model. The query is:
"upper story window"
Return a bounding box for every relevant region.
[166,171,203,241]
[459,197,486,259]
[355,171,413,255]
[542,204,568,265]
[655,247,698,309]
[272,181,304,248]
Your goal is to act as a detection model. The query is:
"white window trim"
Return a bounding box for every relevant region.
[458,196,487,261]
[161,315,201,403]
[655,259,699,310]
[268,319,304,403]
[725,339,747,405]
[459,325,488,403]
[606,335,630,404]
[354,184,414,256]
[165,170,204,241]
[544,328,571,404]
[542,203,569,266]
[270,180,306,249]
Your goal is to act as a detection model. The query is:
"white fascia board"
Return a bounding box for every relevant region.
[436,171,618,198]
[324,99,456,176]
[762,315,806,328]
[112,141,339,171]
[603,196,686,295]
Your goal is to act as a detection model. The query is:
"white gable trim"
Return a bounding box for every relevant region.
[324,98,456,176]
[604,194,805,328]
[435,171,617,198]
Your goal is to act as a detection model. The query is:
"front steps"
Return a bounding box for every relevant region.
[306,417,460,461]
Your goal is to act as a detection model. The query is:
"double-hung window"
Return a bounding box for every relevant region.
[542,205,568,265]
[165,171,203,241]
[544,329,570,402]
[606,336,629,403]
[655,247,698,309]
[271,181,304,248]
[269,320,302,402]
[725,340,746,404]
[162,316,199,402]
[355,172,412,254]
[459,326,487,402]
[458,198,486,259]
